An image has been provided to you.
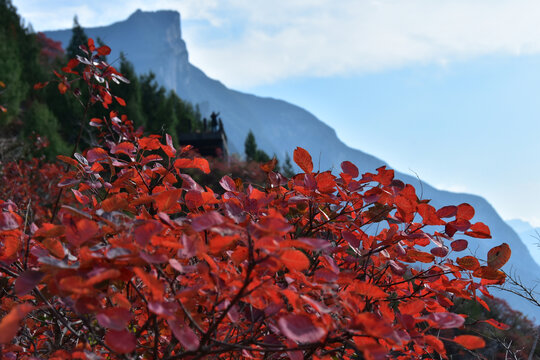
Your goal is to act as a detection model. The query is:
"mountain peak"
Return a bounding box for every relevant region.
[125,9,182,39]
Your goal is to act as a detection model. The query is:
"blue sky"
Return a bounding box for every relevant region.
[11,0,540,225]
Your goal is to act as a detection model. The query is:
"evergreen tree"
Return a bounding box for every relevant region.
[22,102,69,158]
[255,150,270,163]
[113,53,144,127]
[282,152,295,178]
[244,130,271,163]
[67,16,88,60]
[244,130,257,161]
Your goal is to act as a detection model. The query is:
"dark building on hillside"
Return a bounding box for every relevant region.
[178,112,228,158]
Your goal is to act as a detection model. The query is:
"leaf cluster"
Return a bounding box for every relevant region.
[0,37,516,360]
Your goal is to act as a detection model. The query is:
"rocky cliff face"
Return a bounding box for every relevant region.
[46,10,540,321]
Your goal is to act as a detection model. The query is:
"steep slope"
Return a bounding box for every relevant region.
[46,10,540,321]
[507,219,540,266]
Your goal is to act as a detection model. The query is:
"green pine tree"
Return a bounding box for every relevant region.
[67,16,88,60]
[282,152,295,178]
[244,130,257,161]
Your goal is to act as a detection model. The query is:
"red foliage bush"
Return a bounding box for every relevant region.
[0,39,512,359]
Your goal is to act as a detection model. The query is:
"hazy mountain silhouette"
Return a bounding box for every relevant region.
[46,10,540,321]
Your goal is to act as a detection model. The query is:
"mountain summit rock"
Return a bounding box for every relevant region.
[46,10,540,321]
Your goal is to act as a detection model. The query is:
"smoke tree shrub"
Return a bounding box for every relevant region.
[0,39,512,359]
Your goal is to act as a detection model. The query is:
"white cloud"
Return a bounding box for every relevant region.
[12,0,540,87]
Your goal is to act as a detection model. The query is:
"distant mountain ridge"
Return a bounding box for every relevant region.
[46,9,540,321]
[507,219,540,266]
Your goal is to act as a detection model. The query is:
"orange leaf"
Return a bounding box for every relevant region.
[407,249,435,263]
[487,243,511,270]
[453,335,485,350]
[281,249,310,271]
[293,147,313,173]
[260,157,277,172]
[0,303,34,344]
[473,266,506,281]
[456,256,480,271]
[58,82,68,94]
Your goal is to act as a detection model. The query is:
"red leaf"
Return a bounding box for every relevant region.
[465,222,491,238]
[110,142,135,157]
[133,220,162,247]
[428,312,465,329]
[0,212,21,230]
[482,318,510,330]
[430,246,449,257]
[281,249,310,272]
[174,158,210,174]
[63,214,99,247]
[168,320,200,351]
[399,299,425,315]
[193,157,210,174]
[456,256,480,271]
[219,175,237,192]
[278,314,326,344]
[33,81,49,90]
[87,38,95,52]
[15,270,44,296]
[97,45,111,56]
[105,330,136,354]
[101,193,129,212]
[114,96,126,106]
[424,335,446,356]
[373,166,394,185]
[293,147,313,173]
[191,211,224,232]
[260,157,277,172]
[97,308,132,330]
[161,133,176,157]
[0,303,34,344]
[453,335,485,350]
[456,203,475,221]
[407,249,435,263]
[133,267,164,299]
[487,243,511,270]
[473,266,506,281]
[354,281,388,299]
[66,58,79,69]
[341,161,359,178]
[58,82,68,94]
[86,147,109,162]
[139,137,161,150]
[417,203,445,225]
[436,205,457,218]
[450,239,468,252]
